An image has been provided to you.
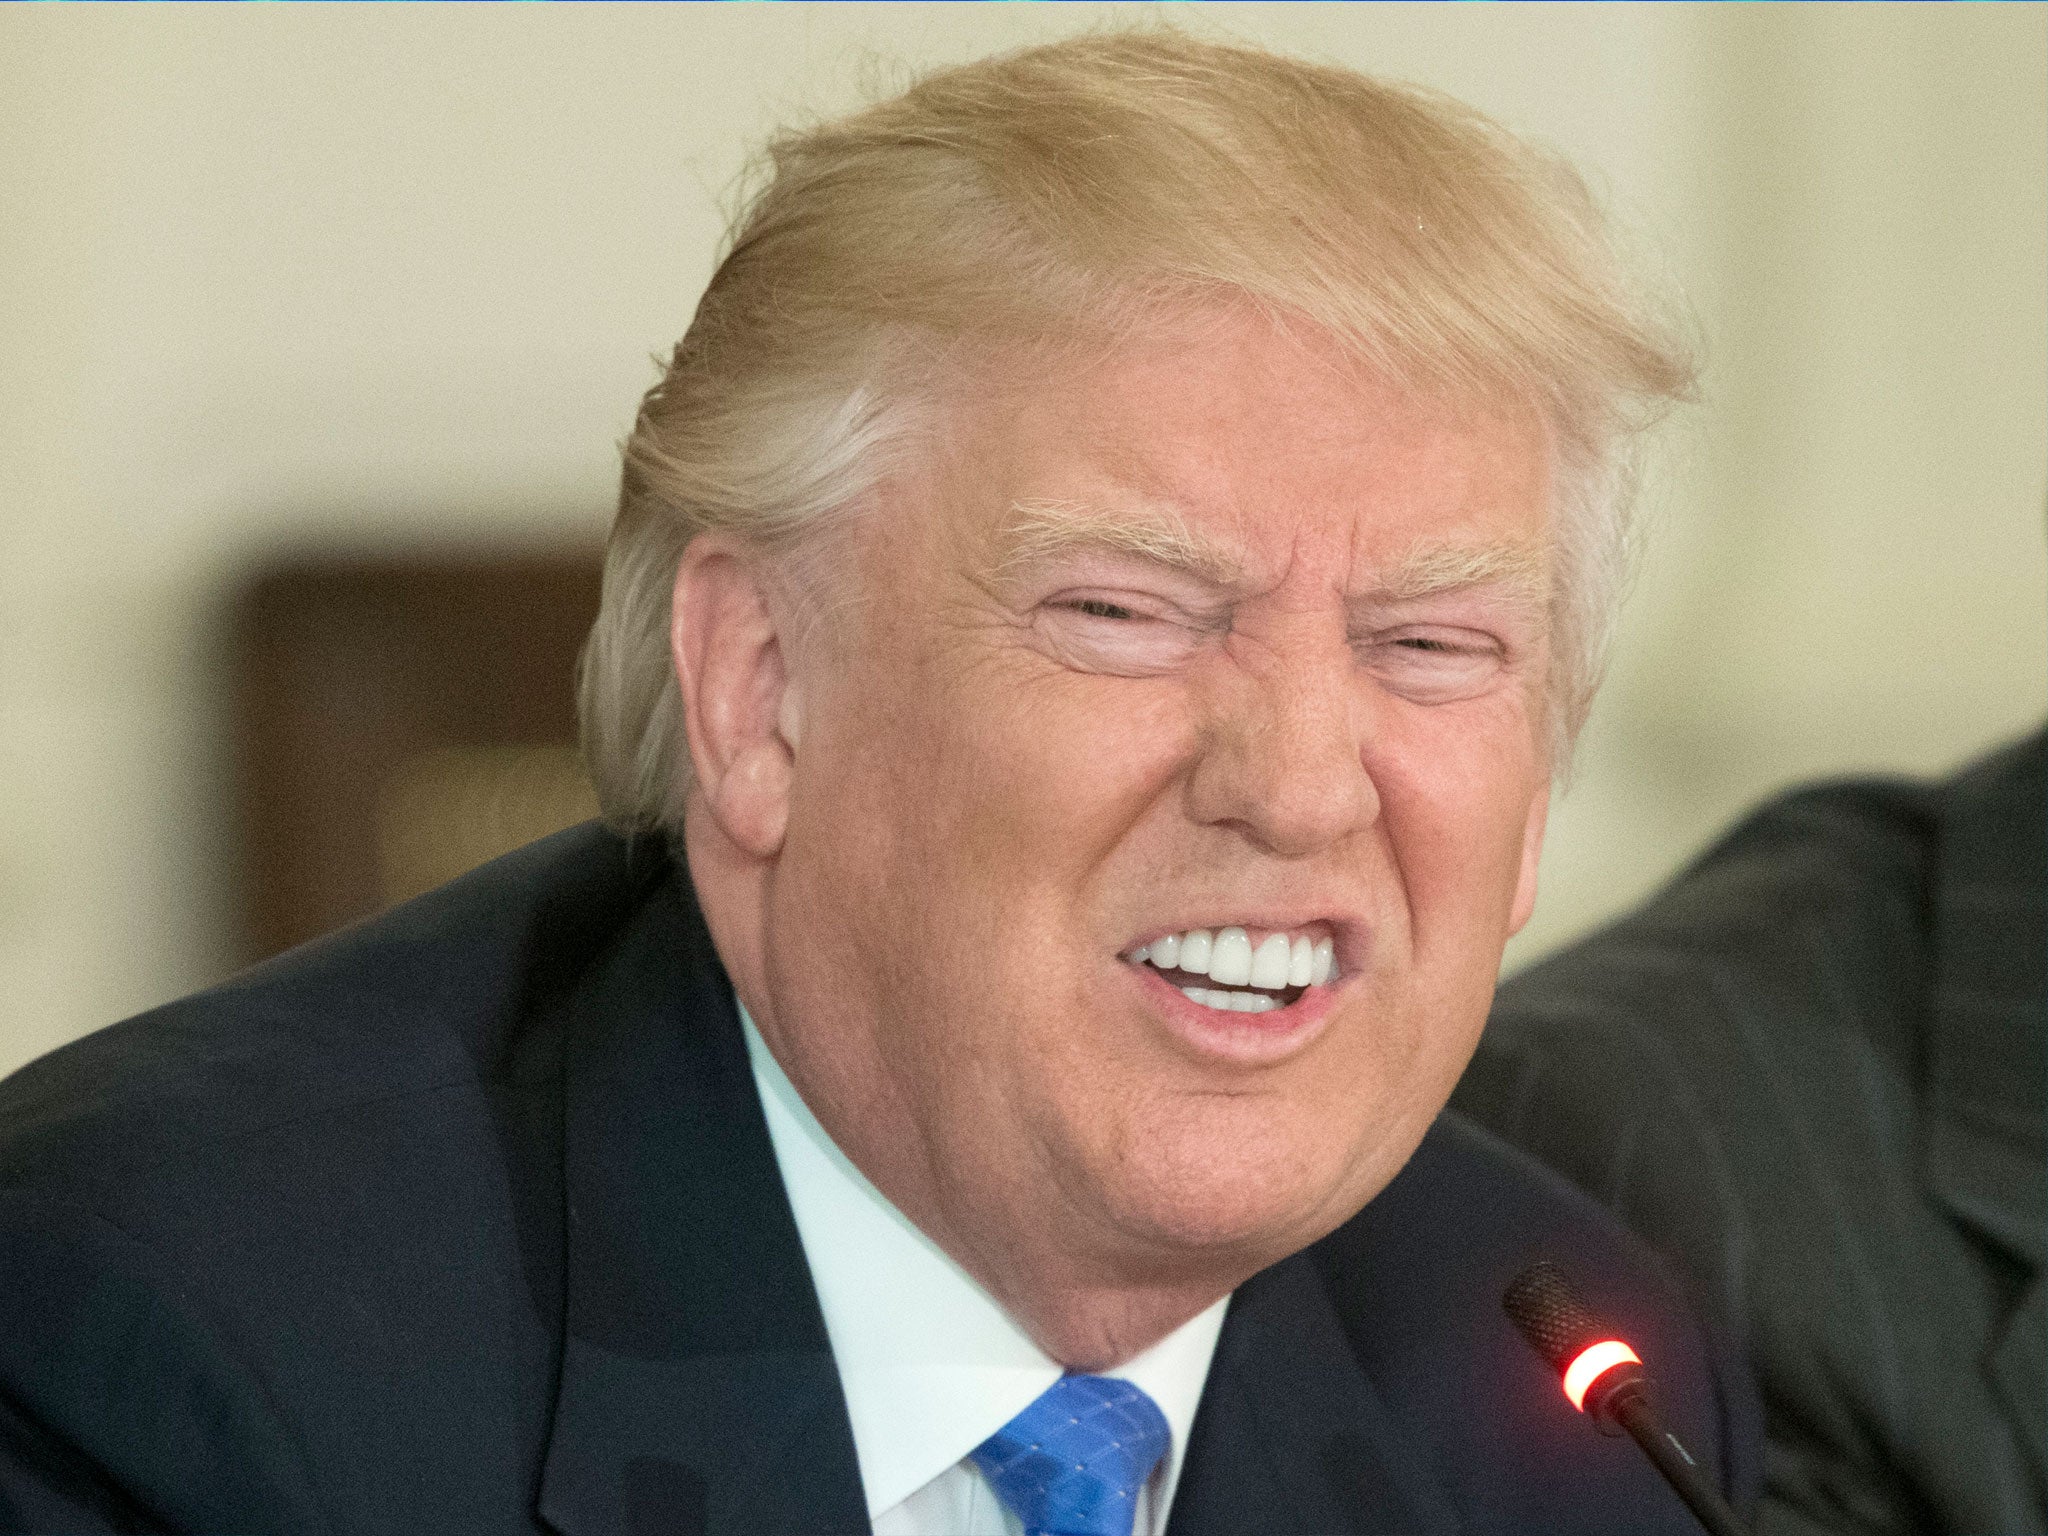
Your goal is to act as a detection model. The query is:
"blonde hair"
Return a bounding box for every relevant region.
[579,30,1694,834]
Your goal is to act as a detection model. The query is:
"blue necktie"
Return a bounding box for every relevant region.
[969,1374,1171,1536]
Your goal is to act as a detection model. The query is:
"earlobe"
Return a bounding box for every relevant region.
[670,539,799,860]
[1507,779,1550,936]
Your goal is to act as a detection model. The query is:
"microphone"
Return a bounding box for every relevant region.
[1502,1261,1746,1536]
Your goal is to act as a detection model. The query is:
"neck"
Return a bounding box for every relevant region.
[964,1262,1231,1372]
[767,1027,1252,1371]
[800,1055,1245,1370]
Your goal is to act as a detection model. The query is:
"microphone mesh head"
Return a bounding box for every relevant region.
[1502,1260,1611,1370]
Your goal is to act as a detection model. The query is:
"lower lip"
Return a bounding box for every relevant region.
[1126,958,1340,1064]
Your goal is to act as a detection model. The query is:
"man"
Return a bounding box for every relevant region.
[1456,729,2046,1536]
[0,33,1756,1534]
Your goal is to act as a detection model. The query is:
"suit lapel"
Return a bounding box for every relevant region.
[537,874,868,1536]
[1166,1252,1459,1536]
[1920,733,2046,1470]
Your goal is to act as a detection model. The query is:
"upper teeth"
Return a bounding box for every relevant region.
[1128,926,1335,989]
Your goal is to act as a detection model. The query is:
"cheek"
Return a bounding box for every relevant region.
[917,667,1195,870]
[787,656,1183,1016]
[1375,703,1546,947]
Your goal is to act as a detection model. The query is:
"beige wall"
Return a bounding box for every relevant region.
[2,3,2042,1075]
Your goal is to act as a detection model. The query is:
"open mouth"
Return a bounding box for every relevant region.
[1124,925,1336,1015]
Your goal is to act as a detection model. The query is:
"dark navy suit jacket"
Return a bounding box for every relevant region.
[0,826,1759,1533]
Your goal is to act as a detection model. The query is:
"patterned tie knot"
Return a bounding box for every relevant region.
[970,1374,1171,1536]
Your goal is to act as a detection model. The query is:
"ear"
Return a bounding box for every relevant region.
[1507,777,1550,936]
[671,537,802,860]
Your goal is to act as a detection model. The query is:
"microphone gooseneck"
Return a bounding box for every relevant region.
[1502,1260,1748,1536]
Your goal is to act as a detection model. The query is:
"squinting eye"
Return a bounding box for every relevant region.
[1068,598,1138,621]
[1031,593,1210,677]
[1359,629,1507,704]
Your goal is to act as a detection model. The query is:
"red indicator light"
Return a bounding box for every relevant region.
[1562,1339,1641,1411]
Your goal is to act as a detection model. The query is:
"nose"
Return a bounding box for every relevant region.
[1182,631,1381,858]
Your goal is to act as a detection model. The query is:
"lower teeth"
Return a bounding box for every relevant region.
[1178,985,1281,1014]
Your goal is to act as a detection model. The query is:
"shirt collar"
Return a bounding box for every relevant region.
[740,1005,1228,1519]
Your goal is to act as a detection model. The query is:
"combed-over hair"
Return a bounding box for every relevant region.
[579,29,1695,834]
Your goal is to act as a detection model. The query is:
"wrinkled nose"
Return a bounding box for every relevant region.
[1183,639,1380,858]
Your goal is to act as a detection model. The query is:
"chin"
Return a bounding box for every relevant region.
[1096,1100,1382,1264]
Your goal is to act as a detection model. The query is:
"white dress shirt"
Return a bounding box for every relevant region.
[741,1009,1229,1536]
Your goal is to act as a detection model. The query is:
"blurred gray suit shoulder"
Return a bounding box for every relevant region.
[1454,730,2046,1536]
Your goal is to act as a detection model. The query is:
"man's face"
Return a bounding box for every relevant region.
[753,309,1553,1302]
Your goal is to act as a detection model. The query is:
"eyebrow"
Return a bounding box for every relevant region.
[993,498,1247,588]
[1363,540,1551,607]
[994,498,1551,615]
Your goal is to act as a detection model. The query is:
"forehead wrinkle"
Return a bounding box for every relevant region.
[992,497,1248,588]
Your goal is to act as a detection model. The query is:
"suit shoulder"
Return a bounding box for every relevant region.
[1484,770,1943,1083]
[1307,1112,1760,1512]
[1611,774,1936,964]
[0,822,670,1205]
[1309,1111,1730,1401]
[1505,732,2039,999]
[1314,1111,1699,1318]
[1311,1111,1742,1425]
